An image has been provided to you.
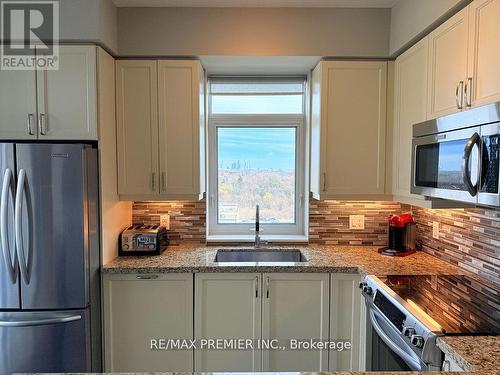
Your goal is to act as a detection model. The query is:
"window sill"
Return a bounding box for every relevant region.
[206,234,309,244]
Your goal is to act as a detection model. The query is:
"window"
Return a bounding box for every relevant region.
[207,78,307,239]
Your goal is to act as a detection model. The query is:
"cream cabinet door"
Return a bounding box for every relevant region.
[36,45,97,140]
[103,273,193,372]
[467,0,500,108]
[329,274,363,371]
[0,69,37,139]
[262,273,329,371]
[392,38,429,202]
[194,273,261,372]
[116,60,159,196]
[158,60,205,200]
[427,7,469,119]
[317,61,387,198]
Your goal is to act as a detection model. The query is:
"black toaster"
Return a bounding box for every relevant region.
[119,225,168,256]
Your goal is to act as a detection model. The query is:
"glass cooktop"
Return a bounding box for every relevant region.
[378,274,500,335]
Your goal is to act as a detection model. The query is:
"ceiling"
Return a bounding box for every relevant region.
[113,0,399,8]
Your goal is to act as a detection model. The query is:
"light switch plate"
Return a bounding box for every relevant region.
[160,214,170,230]
[432,221,439,239]
[349,215,365,230]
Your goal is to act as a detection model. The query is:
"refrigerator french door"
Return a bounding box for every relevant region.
[0,143,101,374]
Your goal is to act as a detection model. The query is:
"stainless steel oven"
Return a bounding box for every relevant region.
[411,102,500,206]
[360,276,443,372]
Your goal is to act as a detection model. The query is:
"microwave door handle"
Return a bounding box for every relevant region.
[369,309,422,371]
[463,132,481,196]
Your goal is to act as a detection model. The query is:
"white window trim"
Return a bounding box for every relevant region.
[206,114,307,241]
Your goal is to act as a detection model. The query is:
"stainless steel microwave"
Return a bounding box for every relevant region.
[411,102,500,206]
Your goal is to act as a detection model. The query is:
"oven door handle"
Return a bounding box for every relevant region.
[369,308,422,371]
[463,132,481,197]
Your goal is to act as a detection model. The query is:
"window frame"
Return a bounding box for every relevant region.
[206,78,307,240]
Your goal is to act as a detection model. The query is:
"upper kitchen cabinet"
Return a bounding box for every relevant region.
[0,45,97,140]
[0,69,37,139]
[467,0,500,107]
[36,46,97,140]
[427,7,469,119]
[158,60,205,200]
[116,60,159,197]
[392,38,430,205]
[116,59,206,201]
[311,61,387,200]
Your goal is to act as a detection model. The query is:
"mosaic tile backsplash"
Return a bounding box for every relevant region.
[132,200,408,245]
[132,201,206,245]
[309,200,408,245]
[412,206,500,284]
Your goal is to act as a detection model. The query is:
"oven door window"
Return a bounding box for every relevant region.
[371,329,413,371]
[415,139,479,191]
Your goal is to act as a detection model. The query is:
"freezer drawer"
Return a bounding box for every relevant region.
[0,309,90,373]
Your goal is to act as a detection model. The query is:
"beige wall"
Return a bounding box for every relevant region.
[117,7,390,57]
[58,0,117,54]
[389,0,470,56]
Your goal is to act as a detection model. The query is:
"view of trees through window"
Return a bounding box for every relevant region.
[217,127,296,224]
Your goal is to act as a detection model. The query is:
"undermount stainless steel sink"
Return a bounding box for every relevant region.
[215,249,307,263]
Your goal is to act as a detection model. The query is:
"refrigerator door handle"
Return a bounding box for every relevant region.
[15,169,32,285]
[1,168,18,284]
[0,313,82,327]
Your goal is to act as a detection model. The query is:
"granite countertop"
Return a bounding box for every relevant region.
[437,335,500,373]
[102,244,466,275]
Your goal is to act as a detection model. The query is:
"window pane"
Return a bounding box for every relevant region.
[212,95,303,114]
[217,127,296,224]
[211,80,304,94]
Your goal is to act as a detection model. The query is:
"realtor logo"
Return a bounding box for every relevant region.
[1,0,59,70]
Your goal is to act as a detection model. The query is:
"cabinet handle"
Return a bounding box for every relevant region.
[456,81,464,110]
[464,77,473,108]
[322,173,327,192]
[265,276,270,298]
[151,172,156,191]
[255,276,259,298]
[136,274,159,280]
[161,172,166,192]
[38,113,46,135]
[27,114,34,135]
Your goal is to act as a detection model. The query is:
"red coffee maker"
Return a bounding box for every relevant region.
[378,213,417,257]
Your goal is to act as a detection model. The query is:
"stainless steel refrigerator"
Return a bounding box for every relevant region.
[0,143,101,373]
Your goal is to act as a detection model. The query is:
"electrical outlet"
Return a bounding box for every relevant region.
[160,214,170,230]
[349,215,365,230]
[432,221,439,239]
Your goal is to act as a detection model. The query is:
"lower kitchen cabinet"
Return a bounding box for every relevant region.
[194,273,262,372]
[262,273,329,371]
[194,272,329,372]
[103,273,193,372]
[329,273,364,371]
